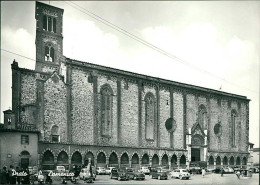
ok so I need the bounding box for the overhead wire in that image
[62,1,259,94]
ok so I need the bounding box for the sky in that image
[1,1,259,147]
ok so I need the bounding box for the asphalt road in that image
[44,173,259,185]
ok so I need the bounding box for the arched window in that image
[42,150,55,170]
[43,15,47,30]
[223,156,228,165]
[198,104,207,129]
[145,92,155,140]
[109,152,118,165]
[48,17,52,32]
[51,125,59,142]
[71,152,82,166]
[45,45,54,62]
[53,18,56,33]
[100,84,113,137]
[43,15,56,33]
[231,110,237,147]
[161,154,168,167]
[97,152,106,164]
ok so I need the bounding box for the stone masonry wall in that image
[20,73,37,105]
[159,89,170,148]
[43,74,67,142]
[121,80,139,147]
[71,68,94,144]
[209,98,219,151]
[173,92,184,149]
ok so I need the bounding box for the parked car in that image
[170,169,190,180]
[132,170,145,180]
[139,166,150,175]
[105,167,115,175]
[96,167,106,175]
[150,168,168,180]
[233,166,241,172]
[223,167,234,173]
[79,168,96,181]
[110,168,129,181]
[55,165,66,173]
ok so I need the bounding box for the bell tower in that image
[35,1,64,73]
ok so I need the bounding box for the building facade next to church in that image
[1,2,250,170]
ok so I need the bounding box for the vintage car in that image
[170,169,190,180]
[55,165,66,173]
[110,168,129,181]
[105,167,116,175]
[139,166,150,175]
[123,168,145,180]
[79,168,96,181]
[96,167,106,175]
[223,167,234,173]
[150,168,168,180]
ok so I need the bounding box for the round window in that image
[214,123,222,136]
[165,118,177,132]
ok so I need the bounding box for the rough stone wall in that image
[121,80,139,147]
[209,98,219,151]
[43,74,67,142]
[186,94,197,129]
[97,74,118,145]
[141,85,157,147]
[219,100,229,151]
[71,69,94,144]
[20,73,37,105]
[159,89,170,148]
[173,92,184,149]
[240,103,248,151]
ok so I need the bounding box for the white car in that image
[139,167,150,175]
[79,168,96,180]
[96,167,106,175]
[55,166,66,173]
[170,169,190,180]
[223,167,234,173]
[105,167,115,175]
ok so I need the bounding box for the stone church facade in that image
[7,2,250,170]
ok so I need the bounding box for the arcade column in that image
[203,130,208,161]
[186,128,192,163]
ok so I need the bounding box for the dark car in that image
[110,168,129,181]
[125,168,145,180]
[150,168,168,180]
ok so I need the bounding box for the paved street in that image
[46,173,259,185]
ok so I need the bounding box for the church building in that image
[1,2,250,171]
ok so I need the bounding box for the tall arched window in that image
[45,45,54,62]
[100,84,113,137]
[145,92,155,140]
[48,17,52,32]
[231,110,237,147]
[53,18,56,33]
[43,15,47,30]
[198,104,207,129]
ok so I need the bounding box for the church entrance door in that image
[191,148,200,162]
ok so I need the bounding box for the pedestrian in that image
[236,170,241,179]
[16,167,21,185]
[220,168,224,177]
[9,165,16,184]
[202,168,206,177]
[0,166,8,184]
